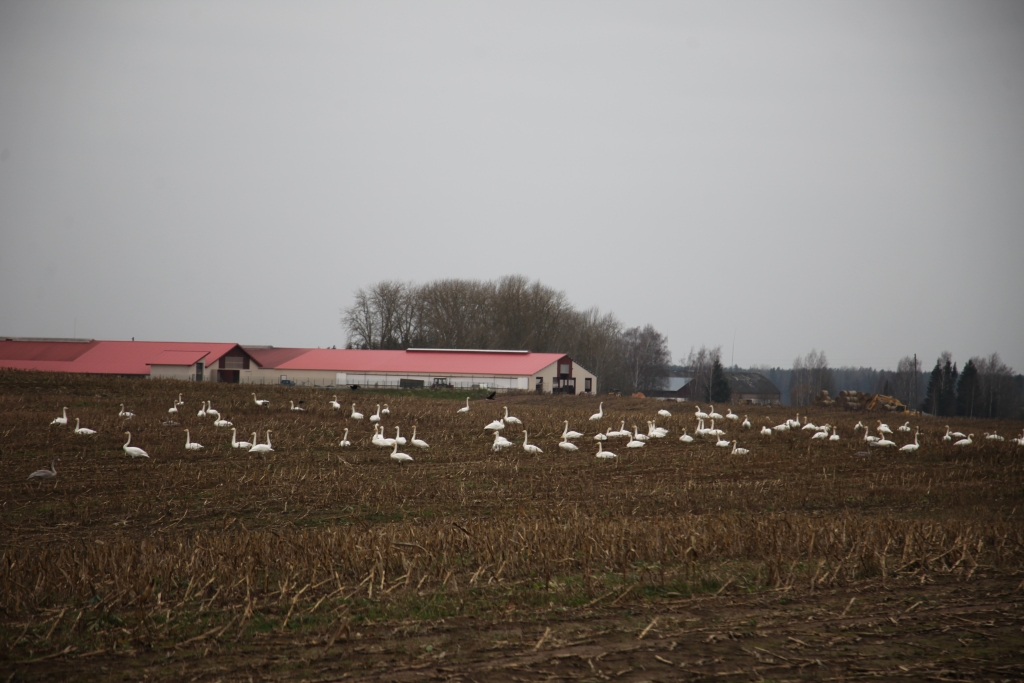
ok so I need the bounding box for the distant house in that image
[661,372,781,405]
[644,377,692,399]
[723,372,781,405]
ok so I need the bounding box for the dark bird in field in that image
[485,392,497,400]
[350,385,360,391]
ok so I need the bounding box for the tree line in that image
[340,276,672,393]
[739,350,1020,419]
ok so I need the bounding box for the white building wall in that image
[150,364,197,381]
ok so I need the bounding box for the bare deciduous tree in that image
[682,345,722,403]
[790,349,833,406]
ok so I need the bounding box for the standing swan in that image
[338,428,352,447]
[50,407,69,426]
[184,429,204,451]
[370,404,381,422]
[231,428,252,449]
[457,398,470,414]
[730,441,750,455]
[562,421,584,440]
[329,396,342,410]
[253,393,270,407]
[290,401,305,412]
[249,431,274,454]
[390,441,413,464]
[119,404,135,419]
[899,429,920,453]
[29,458,59,480]
[350,404,364,420]
[521,430,543,454]
[410,426,429,449]
[503,406,522,425]
[122,432,150,458]
[589,402,604,421]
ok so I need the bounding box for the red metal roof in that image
[242,347,311,369]
[273,349,567,375]
[0,340,243,375]
[148,350,211,366]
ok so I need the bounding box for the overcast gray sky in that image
[1,0,1022,372]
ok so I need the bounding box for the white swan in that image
[715,434,731,448]
[741,415,751,429]
[377,426,396,449]
[594,428,610,442]
[50,407,68,426]
[197,402,207,418]
[694,406,709,420]
[679,428,694,443]
[876,420,892,436]
[708,406,723,421]
[249,430,274,454]
[898,421,911,433]
[213,414,233,428]
[658,408,672,418]
[253,393,270,407]
[761,425,773,437]
[631,426,649,442]
[521,430,543,454]
[648,421,668,438]
[899,429,920,453]
[503,406,522,425]
[953,434,974,447]
[231,428,252,449]
[829,427,840,442]
[811,426,829,441]
[725,409,739,421]
[492,431,512,452]
[350,404,364,420]
[730,441,750,455]
[184,429,204,451]
[338,428,351,447]
[485,417,505,431]
[611,420,629,438]
[289,400,305,412]
[596,442,617,459]
[119,404,135,419]
[410,427,429,449]
[626,431,646,448]
[168,401,179,414]
[122,432,150,458]
[370,404,381,422]
[457,398,470,414]
[393,426,407,446]
[390,441,413,464]
[205,401,220,419]
[74,418,97,435]
[562,421,584,440]
[589,402,604,421]
[984,432,1005,442]
[329,396,342,410]
[871,435,896,448]
[773,422,789,433]
[558,435,579,452]
[381,404,391,416]
[28,458,58,480]
[863,429,879,443]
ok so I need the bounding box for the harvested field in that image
[2,369,1023,681]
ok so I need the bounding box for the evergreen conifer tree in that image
[940,360,958,417]
[956,359,978,417]
[710,358,731,403]
[921,361,942,414]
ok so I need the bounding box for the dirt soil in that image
[10,574,1023,682]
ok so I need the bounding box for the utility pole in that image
[913,353,918,410]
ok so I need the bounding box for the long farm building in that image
[0,338,597,395]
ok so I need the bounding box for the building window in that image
[535,376,543,392]
[196,361,203,382]
[585,377,592,392]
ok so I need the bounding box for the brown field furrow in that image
[1,369,1022,681]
